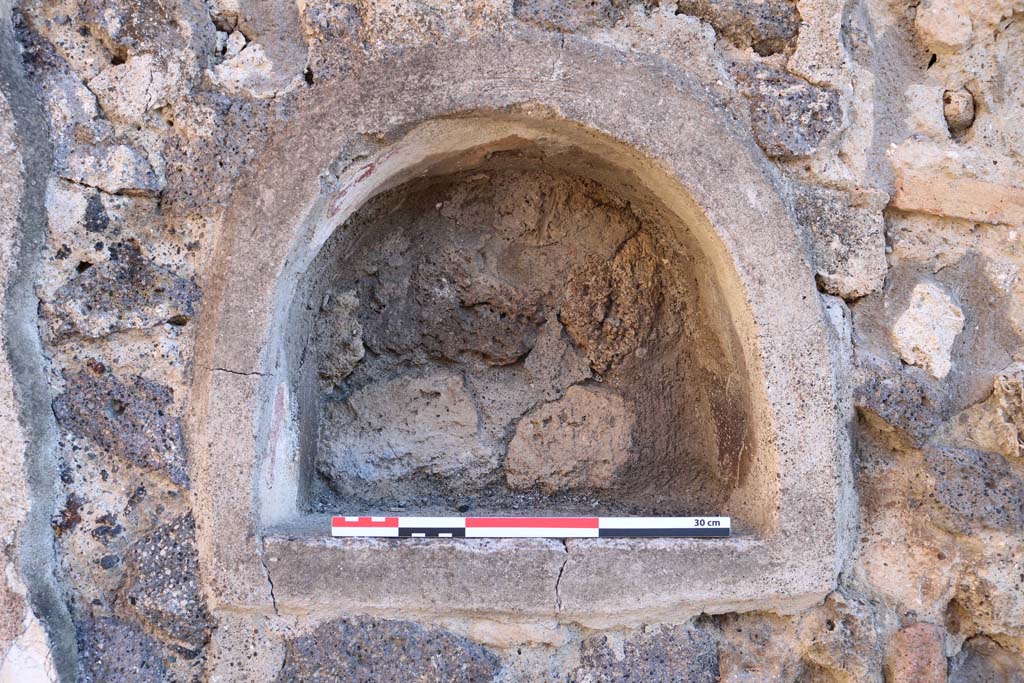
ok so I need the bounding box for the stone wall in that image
[0,0,1022,681]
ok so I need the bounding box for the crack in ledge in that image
[554,539,569,612]
[259,536,280,616]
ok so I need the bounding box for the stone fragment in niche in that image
[315,290,364,381]
[943,88,975,135]
[362,247,542,367]
[505,384,636,493]
[891,282,964,380]
[317,372,495,498]
[560,232,661,374]
[523,318,592,402]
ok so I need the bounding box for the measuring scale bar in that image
[331,516,730,538]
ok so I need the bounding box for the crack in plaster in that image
[206,366,267,377]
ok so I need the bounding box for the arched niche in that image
[187,34,849,625]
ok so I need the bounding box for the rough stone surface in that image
[570,625,718,683]
[916,0,974,54]
[87,54,182,125]
[950,636,1024,683]
[891,282,965,380]
[892,165,1024,226]
[853,357,946,448]
[512,0,630,33]
[276,617,499,683]
[59,142,164,196]
[731,62,842,158]
[797,593,882,683]
[884,623,947,683]
[119,514,213,651]
[314,289,364,381]
[791,180,887,300]
[560,232,662,374]
[77,616,167,683]
[716,613,802,682]
[41,240,198,342]
[317,371,493,500]
[924,445,1024,534]
[52,368,188,487]
[675,0,800,55]
[505,384,636,493]
[941,362,1024,459]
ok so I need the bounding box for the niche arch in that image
[188,34,849,625]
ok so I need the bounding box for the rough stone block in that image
[570,625,719,683]
[924,445,1024,534]
[731,62,841,158]
[797,593,881,682]
[77,616,167,683]
[853,358,945,447]
[885,623,946,683]
[892,168,1024,226]
[60,142,164,195]
[513,0,629,33]
[87,54,181,124]
[717,612,802,683]
[276,616,499,683]
[676,0,799,55]
[41,240,198,341]
[505,384,636,493]
[790,181,887,300]
[950,637,1024,683]
[119,513,213,651]
[915,0,973,53]
[941,362,1024,460]
[891,282,964,380]
[52,367,189,487]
